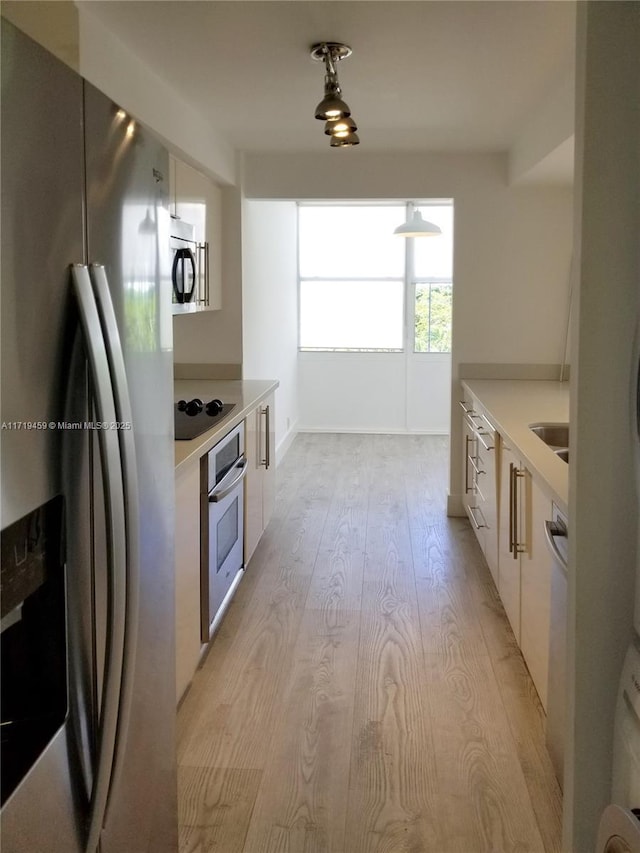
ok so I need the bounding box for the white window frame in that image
[297,200,453,354]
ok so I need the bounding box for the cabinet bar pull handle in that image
[468,505,487,530]
[260,405,270,469]
[513,467,526,558]
[465,435,473,493]
[469,456,484,477]
[512,463,519,559]
[459,400,473,414]
[509,462,515,554]
[475,429,495,452]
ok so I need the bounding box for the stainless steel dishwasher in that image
[545,503,569,788]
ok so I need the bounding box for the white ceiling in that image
[85,1,575,167]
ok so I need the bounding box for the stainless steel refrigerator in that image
[1,21,178,853]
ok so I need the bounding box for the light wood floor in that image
[177,433,562,853]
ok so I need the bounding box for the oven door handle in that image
[208,457,248,502]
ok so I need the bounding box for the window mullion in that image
[405,202,414,354]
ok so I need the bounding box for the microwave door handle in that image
[88,264,140,820]
[171,247,196,303]
[184,248,196,302]
[172,249,188,303]
[70,265,126,853]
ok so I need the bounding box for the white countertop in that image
[174,379,279,472]
[462,379,570,514]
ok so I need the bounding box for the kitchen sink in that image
[554,448,569,463]
[529,423,569,451]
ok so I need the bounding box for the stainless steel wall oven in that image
[200,422,247,642]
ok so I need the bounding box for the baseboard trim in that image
[276,421,299,464]
[447,493,466,517]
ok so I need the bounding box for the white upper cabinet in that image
[169,154,222,313]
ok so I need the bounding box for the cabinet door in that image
[169,154,178,218]
[203,178,222,310]
[174,158,206,242]
[520,480,553,709]
[244,405,263,565]
[243,394,276,566]
[261,393,276,529]
[172,156,222,311]
[463,416,487,551]
[498,441,527,642]
[477,434,498,587]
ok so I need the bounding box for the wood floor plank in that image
[179,767,262,853]
[305,468,368,612]
[242,609,360,853]
[343,488,441,852]
[424,647,546,852]
[411,521,489,657]
[345,597,441,852]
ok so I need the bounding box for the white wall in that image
[241,201,299,458]
[244,151,574,502]
[509,67,575,185]
[299,353,451,434]
[565,4,640,851]
[76,3,235,186]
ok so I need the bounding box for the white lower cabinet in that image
[174,460,201,704]
[520,481,553,710]
[498,440,527,643]
[461,398,498,585]
[244,393,276,565]
[462,412,486,550]
[497,437,552,710]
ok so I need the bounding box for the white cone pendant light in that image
[393,210,442,237]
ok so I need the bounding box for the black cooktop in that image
[174,402,236,441]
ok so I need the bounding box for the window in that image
[298,202,453,353]
[299,205,405,351]
[412,204,454,352]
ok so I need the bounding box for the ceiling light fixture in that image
[330,131,360,148]
[324,116,358,137]
[311,42,360,148]
[394,209,442,237]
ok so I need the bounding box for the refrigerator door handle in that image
[70,265,127,853]
[88,264,140,817]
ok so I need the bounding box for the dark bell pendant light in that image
[315,84,351,122]
[324,116,357,136]
[311,42,360,147]
[330,131,360,148]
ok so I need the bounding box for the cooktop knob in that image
[206,398,223,416]
[177,399,187,411]
[184,398,203,417]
